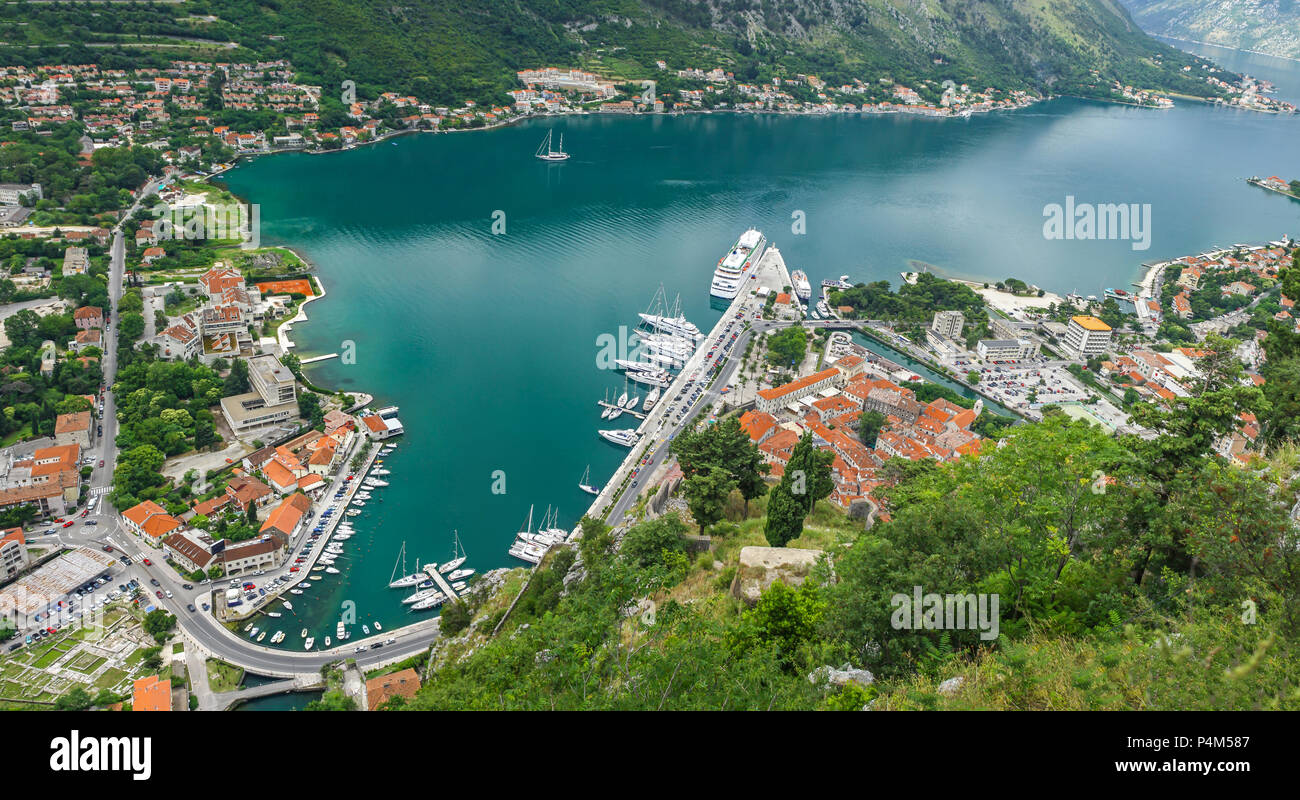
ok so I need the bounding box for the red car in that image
[46,627,55,635]
[102,545,113,552]
[154,590,163,598]
[80,509,88,517]
[142,558,152,566]
[62,521,74,528]
[289,566,300,572]
[98,459,104,468]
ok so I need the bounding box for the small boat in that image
[299,582,312,589]
[373,621,382,631]
[579,464,600,495]
[256,631,266,642]
[243,623,253,632]
[346,509,362,517]
[266,611,281,618]
[452,581,468,592]
[598,429,639,447]
[448,568,474,581]
[300,628,308,638]
[324,636,331,647]
[304,637,315,650]
[326,567,340,574]
[290,589,303,595]
[371,468,390,476]
[281,601,293,611]
[271,631,284,644]
[362,624,370,634]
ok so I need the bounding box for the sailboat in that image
[535,129,570,162]
[600,388,614,419]
[616,379,629,410]
[438,530,468,574]
[579,465,600,496]
[388,541,425,588]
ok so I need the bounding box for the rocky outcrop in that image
[729,545,823,606]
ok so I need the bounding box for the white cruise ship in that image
[710,229,766,300]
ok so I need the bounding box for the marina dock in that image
[596,400,646,420]
[422,564,459,602]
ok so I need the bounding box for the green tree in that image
[682,465,735,533]
[857,410,886,447]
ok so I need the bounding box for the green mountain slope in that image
[0,0,1227,105]
[1120,0,1300,59]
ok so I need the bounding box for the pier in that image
[596,400,646,420]
[421,563,459,602]
[580,243,793,528]
[300,353,339,363]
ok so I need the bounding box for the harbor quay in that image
[579,243,794,530]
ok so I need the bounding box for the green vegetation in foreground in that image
[397,272,1300,707]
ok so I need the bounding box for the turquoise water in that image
[217,62,1300,639]
[233,690,323,711]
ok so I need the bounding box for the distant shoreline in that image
[1155,34,1300,65]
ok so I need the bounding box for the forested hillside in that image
[0,0,1227,106]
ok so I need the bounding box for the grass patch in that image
[206,658,244,693]
[95,667,129,690]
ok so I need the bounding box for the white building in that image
[1064,315,1113,357]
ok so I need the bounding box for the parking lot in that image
[973,360,1091,409]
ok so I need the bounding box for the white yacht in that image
[437,530,467,574]
[598,429,639,447]
[304,637,315,650]
[638,312,702,341]
[411,592,448,611]
[626,370,670,389]
[388,542,426,588]
[535,129,569,162]
[790,269,812,300]
[403,587,442,605]
[578,465,600,495]
[641,387,661,412]
[710,229,766,299]
[448,568,474,581]
[509,541,545,564]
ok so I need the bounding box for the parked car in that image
[101,545,113,552]
[154,591,162,598]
